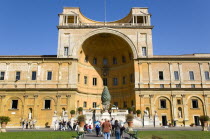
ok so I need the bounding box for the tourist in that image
[29,120,33,129]
[32,119,37,129]
[67,120,73,130]
[88,119,92,133]
[114,120,121,139]
[102,119,112,139]
[100,119,104,136]
[25,121,29,129]
[111,118,115,136]
[21,120,25,130]
[54,120,58,130]
[120,122,125,138]
[95,120,101,137]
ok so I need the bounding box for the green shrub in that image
[70,110,76,114]
[77,107,83,112]
[126,114,134,122]
[199,115,210,122]
[136,110,141,114]
[77,115,86,122]
[0,116,11,124]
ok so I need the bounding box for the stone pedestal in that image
[143,116,150,126]
[154,116,160,127]
[51,116,58,128]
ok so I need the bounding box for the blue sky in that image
[0,0,209,55]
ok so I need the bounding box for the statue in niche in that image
[28,112,32,120]
[144,109,149,116]
[178,110,182,118]
[54,111,57,116]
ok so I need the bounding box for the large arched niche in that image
[77,32,135,109]
[72,28,138,59]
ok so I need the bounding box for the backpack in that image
[96,124,100,129]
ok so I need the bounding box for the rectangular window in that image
[16,71,21,81]
[93,58,97,65]
[103,78,107,86]
[31,71,37,80]
[84,76,88,85]
[122,76,126,85]
[192,99,198,108]
[114,102,118,107]
[160,99,166,108]
[47,71,52,80]
[177,99,181,105]
[113,57,117,64]
[93,102,97,108]
[122,56,126,63]
[159,71,164,80]
[83,101,87,108]
[93,78,97,86]
[64,47,69,56]
[174,71,179,80]
[44,100,51,109]
[78,74,80,83]
[123,101,127,108]
[176,84,181,88]
[12,100,18,109]
[103,58,108,65]
[0,71,5,80]
[131,100,134,106]
[142,47,147,56]
[160,84,164,88]
[191,84,195,88]
[189,71,194,80]
[113,78,118,86]
[205,71,210,80]
[130,74,133,83]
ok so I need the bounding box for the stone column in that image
[139,95,144,117]
[132,15,134,25]
[143,16,145,25]
[203,94,208,116]
[37,62,41,82]
[149,94,154,117]
[148,63,152,88]
[134,61,140,88]
[66,95,71,117]
[198,63,204,88]
[58,62,62,83]
[178,63,183,87]
[0,95,6,115]
[56,95,61,115]
[169,63,173,88]
[68,62,78,88]
[23,95,28,119]
[181,94,189,126]
[148,15,151,25]
[171,95,177,120]
[5,63,10,81]
[26,63,32,86]
[33,95,39,120]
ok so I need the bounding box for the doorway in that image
[162,116,167,126]
[194,116,200,126]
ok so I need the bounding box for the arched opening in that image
[78,33,135,109]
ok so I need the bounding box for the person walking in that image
[95,120,101,137]
[114,120,121,139]
[102,119,112,139]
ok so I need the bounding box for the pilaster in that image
[171,94,177,120]
[33,95,39,120]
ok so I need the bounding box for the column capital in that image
[168,62,172,65]
[203,94,208,98]
[58,62,62,65]
[23,95,28,98]
[56,95,61,98]
[147,62,151,65]
[198,62,203,65]
[34,95,38,98]
[139,95,144,98]
[138,62,142,65]
[0,95,6,98]
[171,94,176,98]
[6,62,10,65]
[66,95,71,98]
[178,62,182,65]
[37,62,42,65]
[149,94,154,98]
[28,62,32,65]
[181,94,186,98]
[68,62,72,65]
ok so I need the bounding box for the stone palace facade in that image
[0,7,210,127]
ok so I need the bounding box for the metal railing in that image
[61,23,150,27]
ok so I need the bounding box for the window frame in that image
[93,77,97,86]
[93,102,97,108]
[159,71,164,80]
[84,76,88,85]
[47,71,52,80]
[142,47,147,56]
[189,71,195,80]
[174,71,179,80]
[64,47,69,56]
[113,78,118,86]
[44,100,51,109]
[192,99,198,108]
[15,71,21,81]
[205,71,210,80]
[160,99,167,109]
[31,71,37,80]
[11,100,18,109]
[0,71,5,80]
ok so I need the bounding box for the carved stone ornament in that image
[101,86,111,111]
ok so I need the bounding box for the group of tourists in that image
[21,119,37,129]
[53,120,80,131]
[93,118,125,139]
